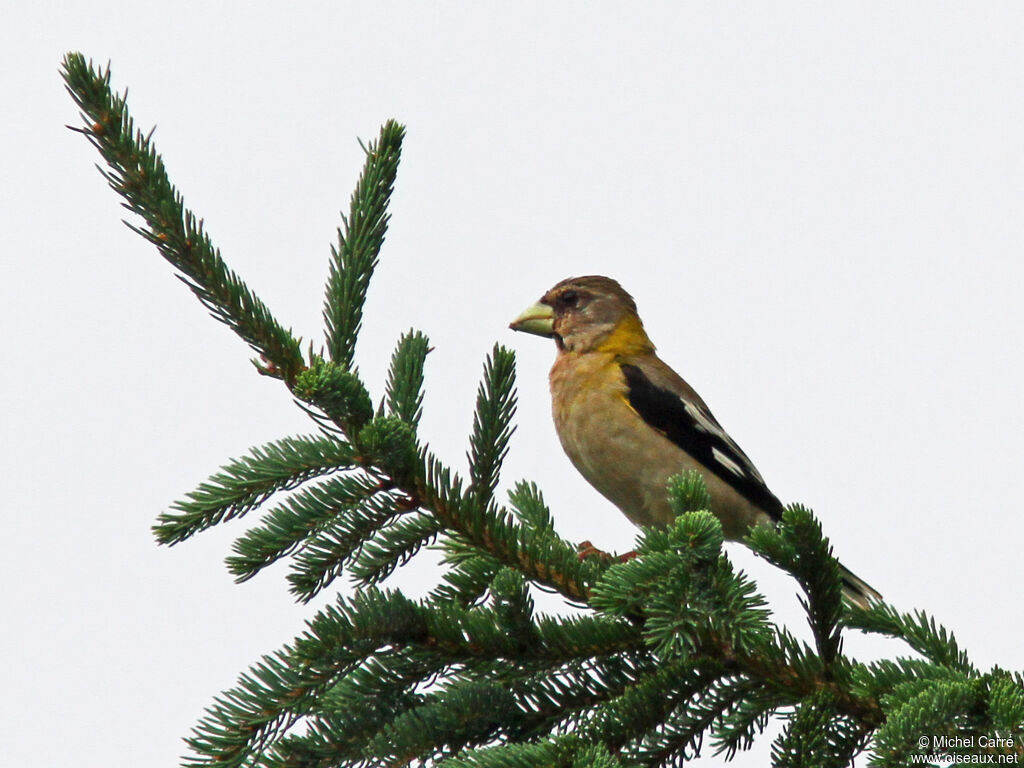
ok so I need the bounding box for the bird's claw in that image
[576,541,638,563]
[575,540,609,561]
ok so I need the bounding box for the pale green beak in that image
[509,301,555,338]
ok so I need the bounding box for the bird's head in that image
[509,275,654,354]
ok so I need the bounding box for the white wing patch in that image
[619,362,777,509]
[712,446,747,479]
[682,401,717,434]
[685,399,767,485]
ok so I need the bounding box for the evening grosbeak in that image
[510,275,879,608]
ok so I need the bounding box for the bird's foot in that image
[576,541,638,563]
[575,540,608,561]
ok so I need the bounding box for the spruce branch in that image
[276,652,445,766]
[842,602,974,673]
[286,491,412,601]
[292,357,375,435]
[386,330,431,427]
[710,688,775,759]
[631,676,763,764]
[224,472,386,582]
[771,690,864,768]
[153,435,355,545]
[748,506,845,668]
[183,648,334,768]
[66,53,1024,768]
[508,481,555,532]
[467,344,518,505]
[347,512,445,588]
[61,53,304,383]
[417,452,602,603]
[323,120,404,368]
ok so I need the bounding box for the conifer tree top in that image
[58,51,1024,768]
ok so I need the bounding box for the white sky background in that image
[3,3,1024,765]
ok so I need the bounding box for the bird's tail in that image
[839,565,882,610]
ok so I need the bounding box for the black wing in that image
[620,363,784,521]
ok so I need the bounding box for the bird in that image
[509,275,880,608]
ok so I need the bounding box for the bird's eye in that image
[558,290,579,308]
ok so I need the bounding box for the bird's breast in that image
[549,353,681,527]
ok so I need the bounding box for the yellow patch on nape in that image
[596,314,655,355]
